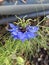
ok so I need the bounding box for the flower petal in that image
[7,24,18,32]
[11,34,18,40]
[11,31,18,35]
[13,36,18,40]
[26,31,37,39]
[27,26,39,32]
[9,23,16,28]
[17,32,27,41]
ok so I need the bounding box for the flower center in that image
[19,26,26,33]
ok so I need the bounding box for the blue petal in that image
[7,28,15,32]
[9,23,17,29]
[7,24,18,32]
[11,33,18,39]
[17,32,27,41]
[26,31,37,39]
[13,36,18,40]
[27,26,39,32]
[11,31,18,35]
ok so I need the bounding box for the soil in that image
[25,48,49,65]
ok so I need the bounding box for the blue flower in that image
[7,23,39,42]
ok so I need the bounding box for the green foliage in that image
[16,56,25,65]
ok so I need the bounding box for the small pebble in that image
[38,58,42,61]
